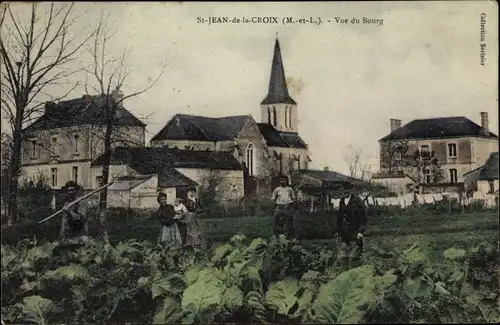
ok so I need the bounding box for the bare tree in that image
[407,149,444,185]
[344,147,373,181]
[1,132,12,217]
[378,139,410,174]
[0,3,93,223]
[83,13,168,241]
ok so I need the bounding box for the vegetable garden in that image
[2,232,499,324]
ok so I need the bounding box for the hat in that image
[65,181,79,190]
[187,186,197,193]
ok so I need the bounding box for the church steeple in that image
[261,36,296,105]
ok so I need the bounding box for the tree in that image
[407,149,444,185]
[1,133,12,217]
[344,147,373,181]
[198,169,230,206]
[83,12,168,241]
[379,139,410,174]
[0,3,92,223]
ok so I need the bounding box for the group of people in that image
[271,175,367,253]
[58,177,368,253]
[156,186,205,248]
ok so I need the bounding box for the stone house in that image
[90,147,244,205]
[377,112,498,185]
[463,151,499,197]
[370,172,416,195]
[20,90,146,189]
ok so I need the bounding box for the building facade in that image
[377,112,498,185]
[20,91,146,189]
[150,37,311,183]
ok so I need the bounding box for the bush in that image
[18,174,53,223]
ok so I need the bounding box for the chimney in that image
[480,112,489,134]
[324,166,329,172]
[390,119,402,133]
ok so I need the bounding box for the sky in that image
[2,1,498,176]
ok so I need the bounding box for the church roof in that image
[150,113,250,142]
[379,117,498,141]
[22,94,146,134]
[257,123,308,149]
[260,37,296,105]
[91,146,243,171]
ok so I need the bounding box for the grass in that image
[2,210,497,249]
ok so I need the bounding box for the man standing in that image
[337,190,367,254]
[60,181,89,244]
[271,176,296,238]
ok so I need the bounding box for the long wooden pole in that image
[38,182,113,224]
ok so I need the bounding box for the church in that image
[149,36,312,182]
[20,36,314,204]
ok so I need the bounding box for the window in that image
[72,166,78,183]
[420,145,430,153]
[448,143,457,158]
[288,106,292,128]
[449,168,458,183]
[297,154,301,170]
[73,134,79,154]
[246,143,254,176]
[51,168,58,187]
[96,176,104,187]
[272,107,277,126]
[425,169,431,184]
[51,137,58,156]
[267,108,271,124]
[30,140,37,159]
[489,180,495,194]
[284,107,288,128]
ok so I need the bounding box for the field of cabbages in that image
[1,234,499,324]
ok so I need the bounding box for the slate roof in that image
[109,175,155,191]
[467,152,500,181]
[379,117,498,141]
[257,123,308,149]
[91,147,243,171]
[294,169,358,183]
[261,38,296,105]
[22,95,146,133]
[158,169,198,187]
[150,114,250,142]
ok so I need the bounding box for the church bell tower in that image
[260,36,298,133]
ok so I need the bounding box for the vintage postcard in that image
[1,1,498,324]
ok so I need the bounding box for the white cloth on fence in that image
[416,194,425,204]
[389,197,398,206]
[331,198,340,209]
[397,196,406,208]
[433,194,443,202]
[403,193,414,206]
[367,196,375,206]
[423,194,435,204]
[375,197,384,206]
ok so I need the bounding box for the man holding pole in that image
[60,181,89,244]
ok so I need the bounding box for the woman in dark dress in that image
[156,192,182,246]
[183,186,205,248]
